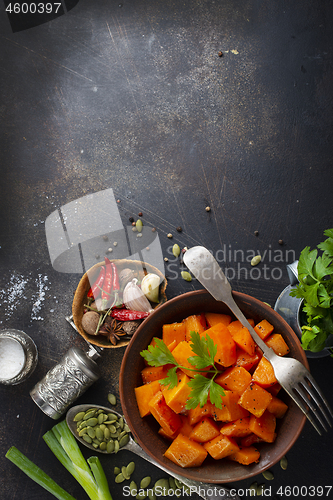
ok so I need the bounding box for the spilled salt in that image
[0,337,26,380]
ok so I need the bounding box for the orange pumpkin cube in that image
[205,312,232,327]
[254,319,274,340]
[188,402,213,426]
[267,396,288,418]
[215,366,251,395]
[238,382,273,418]
[141,364,173,384]
[161,370,192,413]
[228,446,260,465]
[232,327,256,356]
[220,417,251,438]
[148,391,182,435]
[164,433,208,467]
[252,357,277,388]
[201,324,236,367]
[234,348,261,371]
[183,314,206,341]
[189,417,221,443]
[203,434,239,460]
[265,333,290,356]
[249,411,277,443]
[162,322,186,348]
[134,380,161,417]
[211,391,249,422]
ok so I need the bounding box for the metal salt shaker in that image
[30,344,102,419]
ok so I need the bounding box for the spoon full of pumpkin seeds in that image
[66,404,240,500]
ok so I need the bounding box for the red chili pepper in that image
[111,309,149,321]
[111,262,120,292]
[101,257,113,305]
[87,266,105,299]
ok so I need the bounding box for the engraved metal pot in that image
[30,345,101,419]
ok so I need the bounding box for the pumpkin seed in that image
[114,440,119,453]
[256,483,265,496]
[181,271,192,282]
[82,434,92,444]
[136,219,143,233]
[92,443,99,449]
[108,424,117,434]
[174,479,183,489]
[107,413,117,422]
[108,393,117,406]
[73,411,85,422]
[140,476,151,489]
[251,254,261,266]
[114,466,120,475]
[136,491,147,499]
[106,441,115,453]
[83,410,96,420]
[87,427,96,439]
[124,423,131,433]
[129,480,138,496]
[280,455,288,470]
[99,441,107,451]
[172,244,181,258]
[97,413,105,424]
[248,482,257,497]
[148,491,157,500]
[262,470,274,481]
[115,472,125,483]
[104,427,110,441]
[154,478,169,492]
[95,427,104,441]
[99,423,106,432]
[86,417,98,427]
[118,417,124,429]
[78,428,88,437]
[119,433,129,448]
[126,461,135,477]
[122,465,130,480]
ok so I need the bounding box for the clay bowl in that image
[120,289,308,483]
[72,259,167,348]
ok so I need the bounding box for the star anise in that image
[98,316,125,345]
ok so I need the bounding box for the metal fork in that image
[184,246,333,436]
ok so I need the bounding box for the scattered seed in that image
[218,51,223,57]
[113,241,118,246]
[205,206,211,212]
[164,257,169,262]
[122,465,131,480]
[114,466,121,475]
[129,217,134,223]
[137,233,142,238]
[115,472,125,483]
[154,478,169,491]
[126,461,135,477]
[167,233,173,238]
[132,221,136,226]
[172,244,181,258]
[148,491,157,500]
[251,255,261,266]
[256,483,265,496]
[279,239,284,245]
[152,227,156,232]
[136,491,147,499]
[140,476,151,489]
[136,219,143,232]
[138,212,143,216]
[176,226,182,232]
[262,470,274,481]
[102,235,109,241]
[248,482,257,497]
[254,230,259,236]
[130,480,138,496]
[181,271,192,282]
[280,455,288,470]
[108,393,117,406]
[117,199,121,203]
[107,248,113,253]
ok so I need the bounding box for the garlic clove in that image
[141,273,160,303]
[123,279,153,313]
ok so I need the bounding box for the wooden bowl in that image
[72,259,167,348]
[119,289,308,483]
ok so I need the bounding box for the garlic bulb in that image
[123,279,153,313]
[141,273,160,303]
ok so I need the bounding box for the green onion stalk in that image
[6,420,113,500]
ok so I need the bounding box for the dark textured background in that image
[0,1,332,499]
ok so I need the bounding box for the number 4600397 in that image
[5,3,62,14]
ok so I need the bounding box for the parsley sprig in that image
[290,228,333,353]
[140,332,225,409]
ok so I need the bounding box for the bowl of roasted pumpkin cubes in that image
[119,289,308,483]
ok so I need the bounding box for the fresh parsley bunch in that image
[140,331,225,409]
[290,228,333,353]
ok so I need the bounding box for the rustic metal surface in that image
[0,0,332,498]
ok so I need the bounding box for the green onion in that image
[5,446,76,500]
[43,420,113,500]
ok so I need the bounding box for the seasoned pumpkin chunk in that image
[164,433,207,467]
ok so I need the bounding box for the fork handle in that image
[125,438,241,500]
